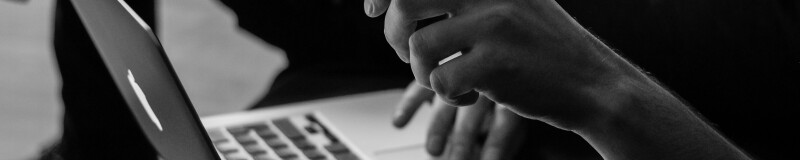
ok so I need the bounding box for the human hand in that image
[394,82,528,160]
[367,0,646,130]
[369,1,753,159]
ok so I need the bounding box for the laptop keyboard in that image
[207,114,361,160]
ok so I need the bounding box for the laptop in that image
[69,0,436,159]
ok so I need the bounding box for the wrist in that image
[577,71,649,133]
[570,39,654,132]
[576,74,676,159]
[575,69,751,160]
[559,34,750,160]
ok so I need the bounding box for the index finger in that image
[481,106,526,160]
[384,0,459,62]
[393,82,435,128]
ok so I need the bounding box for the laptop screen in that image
[71,0,219,159]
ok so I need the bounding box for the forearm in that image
[575,66,751,160]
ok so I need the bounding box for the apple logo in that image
[128,69,164,131]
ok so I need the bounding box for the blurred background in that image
[1,0,286,159]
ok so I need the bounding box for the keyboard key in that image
[252,154,275,160]
[304,123,322,134]
[333,152,360,160]
[218,148,238,155]
[243,145,267,155]
[264,139,288,148]
[304,126,318,134]
[255,129,278,139]
[324,143,349,154]
[273,118,305,139]
[305,114,319,123]
[212,138,229,145]
[244,123,270,131]
[234,135,258,146]
[274,148,298,159]
[292,139,316,150]
[241,141,258,146]
[223,154,248,160]
[322,131,340,143]
[234,135,256,141]
[303,149,326,160]
[227,127,250,136]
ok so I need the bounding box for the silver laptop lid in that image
[71,0,218,159]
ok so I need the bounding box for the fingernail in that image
[426,136,444,155]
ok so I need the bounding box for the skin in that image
[394,82,530,160]
[364,0,753,159]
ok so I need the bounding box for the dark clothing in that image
[50,0,797,159]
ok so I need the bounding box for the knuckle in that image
[447,132,475,147]
[429,112,454,133]
[449,135,469,146]
[484,137,506,148]
[384,28,404,47]
[430,71,449,96]
[454,124,480,137]
[408,31,428,58]
[428,129,447,137]
[428,127,450,137]
[481,4,523,32]
[428,126,447,135]
[393,0,419,17]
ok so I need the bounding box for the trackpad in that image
[374,145,435,160]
